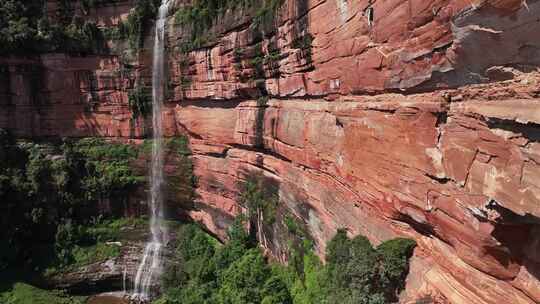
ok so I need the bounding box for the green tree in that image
[346,236,378,301]
[376,238,417,301]
[0,133,145,269]
[261,276,292,304]
[217,249,269,304]
[55,221,76,266]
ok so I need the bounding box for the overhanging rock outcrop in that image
[1,0,539,303]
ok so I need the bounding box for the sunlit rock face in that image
[177,82,540,304]
[2,0,540,303]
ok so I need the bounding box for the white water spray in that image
[123,265,127,293]
[132,0,169,300]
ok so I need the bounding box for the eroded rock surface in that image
[175,74,540,304]
[48,228,146,294]
[1,0,539,303]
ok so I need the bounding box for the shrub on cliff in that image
[62,18,106,53]
[325,231,379,303]
[124,0,161,49]
[128,86,152,119]
[173,0,284,53]
[104,0,161,50]
[0,0,41,53]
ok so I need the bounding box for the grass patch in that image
[71,243,121,267]
[83,217,148,243]
[0,282,86,304]
[75,138,139,160]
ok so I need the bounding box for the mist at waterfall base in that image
[132,0,169,301]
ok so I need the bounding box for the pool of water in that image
[86,292,130,304]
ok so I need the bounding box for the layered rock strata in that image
[1,0,539,303]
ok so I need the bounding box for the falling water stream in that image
[132,0,169,301]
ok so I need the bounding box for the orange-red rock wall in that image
[1,0,540,303]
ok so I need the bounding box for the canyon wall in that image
[1,0,540,303]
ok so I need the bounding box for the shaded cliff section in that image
[0,0,159,139]
[2,0,540,304]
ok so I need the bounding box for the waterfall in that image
[123,265,127,293]
[132,0,169,301]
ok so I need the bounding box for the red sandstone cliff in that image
[1,0,540,303]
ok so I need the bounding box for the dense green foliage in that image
[156,174,415,303]
[104,0,161,50]
[0,0,107,54]
[47,217,146,274]
[323,230,417,303]
[0,0,162,54]
[0,131,144,271]
[0,217,148,304]
[157,219,416,304]
[0,0,43,53]
[74,138,144,200]
[0,218,145,304]
[158,218,290,304]
[174,0,283,53]
[124,0,160,50]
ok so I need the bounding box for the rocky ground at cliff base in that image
[48,226,147,294]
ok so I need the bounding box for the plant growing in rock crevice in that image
[103,0,161,51]
[291,33,314,67]
[240,172,279,248]
[173,0,284,53]
[166,136,197,208]
[124,0,161,50]
[128,86,151,119]
[254,96,269,148]
[233,47,245,72]
[251,0,284,35]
